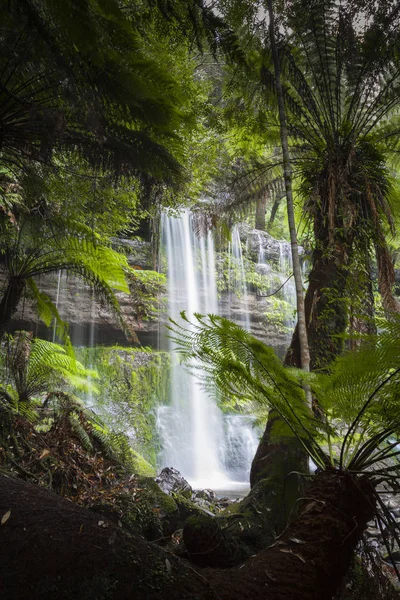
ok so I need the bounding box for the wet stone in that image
[155,467,193,499]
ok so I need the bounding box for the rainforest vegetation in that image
[1,1,400,599]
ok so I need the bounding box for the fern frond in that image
[26,278,72,349]
[169,312,327,467]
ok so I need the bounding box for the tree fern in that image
[169,312,327,467]
[0,216,131,337]
[170,312,400,475]
[0,333,98,411]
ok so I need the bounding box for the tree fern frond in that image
[169,312,327,467]
[26,278,72,349]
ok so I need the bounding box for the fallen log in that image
[0,470,375,600]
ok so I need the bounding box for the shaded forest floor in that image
[0,414,399,600]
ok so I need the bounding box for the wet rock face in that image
[6,225,301,351]
[7,238,161,347]
[238,223,299,266]
[156,468,193,499]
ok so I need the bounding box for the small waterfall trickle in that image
[157,211,258,490]
[52,270,63,342]
[229,225,251,331]
[278,242,297,328]
[257,234,265,264]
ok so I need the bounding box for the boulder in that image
[156,467,192,499]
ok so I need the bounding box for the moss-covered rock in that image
[89,476,179,542]
[182,477,279,568]
[173,493,214,522]
[132,451,156,477]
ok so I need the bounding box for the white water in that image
[278,242,297,328]
[157,211,259,490]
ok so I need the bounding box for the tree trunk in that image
[266,0,310,377]
[0,276,26,340]
[251,233,351,488]
[267,195,283,228]
[250,0,313,525]
[285,243,349,370]
[255,196,267,230]
[0,470,375,600]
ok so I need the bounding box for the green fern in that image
[170,312,400,477]
[0,333,98,411]
[169,312,327,467]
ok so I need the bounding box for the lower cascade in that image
[157,210,259,491]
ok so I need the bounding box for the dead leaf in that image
[79,524,84,534]
[294,553,306,563]
[108,531,117,546]
[1,510,11,525]
[165,558,171,574]
[289,537,305,544]
[279,548,306,563]
[39,449,50,460]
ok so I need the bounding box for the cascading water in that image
[157,211,259,491]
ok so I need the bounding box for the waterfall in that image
[257,234,265,264]
[157,211,258,491]
[52,270,63,342]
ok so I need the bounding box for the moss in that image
[173,493,211,521]
[132,450,156,477]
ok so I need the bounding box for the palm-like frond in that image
[0,216,130,335]
[170,312,400,476]
[1,332,98,408]
[0,0,187,183]
[169,312,327,467]
[26,278,71,348]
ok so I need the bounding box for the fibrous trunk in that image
[251,211,352,511]
[0,277,26,340]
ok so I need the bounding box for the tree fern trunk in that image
[251,213,351,491]
[255,196,267,230]
[250,0,312,525]
[0,277,26,340]
[0,277,25,339]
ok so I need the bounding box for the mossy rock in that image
[90,477,179,542]
[131,451,156,477]
[182,478,278,568]
[173,493,214,522]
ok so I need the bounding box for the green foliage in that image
[169,312,325,465]
[0,332,98,416]
[0,0,189,183]
[126,269,166,322]
[0,212,131,336]
[170,312,400,479]
[77,346,170,466]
